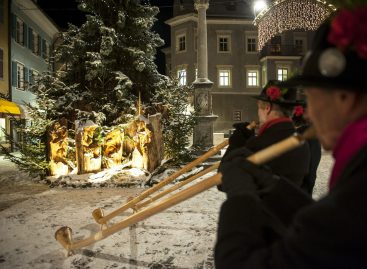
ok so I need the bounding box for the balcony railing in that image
[259,44,305,58]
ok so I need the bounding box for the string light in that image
[254,0,336,51]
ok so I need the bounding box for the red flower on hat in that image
[355,8,367,59]
[293,105,304,117]
[328,9,356,50]
[266,86,282,101]
[328,7,367,59]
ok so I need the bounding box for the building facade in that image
[10,0,58,107]
[0,0,13,147]
[0,0,58,150]
[164,0,314,132]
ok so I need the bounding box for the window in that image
[295,38,305,54]
[270,35,281,54]
[247,70,259,87]
[41,39,47,59]
[195,68,198,80]
[176,34,186,52]
[218,36,230,52]
[277,68,288,81]
[233,110,242,121]
[0,118,6,142]
[218,69,231,87]
[246,37,257,53]
[177,68,187,85]
[16,62,25,90]
[16,18,24,45]
[33,32,39,55]
[0,0,4,23]
[29,70,39,86]
[0,48,3,80]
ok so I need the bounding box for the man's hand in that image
[218,147,279,198]
[228,122,256,148]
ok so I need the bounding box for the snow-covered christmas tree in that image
[1,0,196,178]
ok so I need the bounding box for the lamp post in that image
[253,0,268,17]
[192,0,218,150]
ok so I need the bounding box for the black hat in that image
[280,7,367,92]
[253,80,299,107]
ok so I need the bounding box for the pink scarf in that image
[329,116,367,189]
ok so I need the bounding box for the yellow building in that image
[0,0,9,97]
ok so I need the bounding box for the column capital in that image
[194,0,209,11]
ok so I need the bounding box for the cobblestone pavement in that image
[0,152,333,268]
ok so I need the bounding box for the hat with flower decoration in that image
[280,3,367,91]
[253,80,300,107]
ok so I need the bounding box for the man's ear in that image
[265,103,272,114]
[335,90,357,116]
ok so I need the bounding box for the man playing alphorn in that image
[215,5,367,268]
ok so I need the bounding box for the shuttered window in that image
[0,48,3,80]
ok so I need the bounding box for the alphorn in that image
[55,127,315,255]
[92,121,258,225]
[92,139,228,225]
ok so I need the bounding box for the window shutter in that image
[24,67,29,89]
[24,67,28,82]
[11,61,17,87]
[29,70,33,85]
[0,49,3,79]
[23,23,28,47]
[42,39,46,59]
[11,13,16,39]
[38,35,42,55]
[28,28,33,51]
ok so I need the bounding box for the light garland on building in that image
[254,0,336,51]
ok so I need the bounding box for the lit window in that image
[218,36,230,52]
[16,18,24,45]
[247,37,257,53]
[176,34,186,52]
[195,68,198,80]
[177,69,187,85]
[277,68,288,81]
[16,63,25,90]
[0,118,6,142]
[218,69,231,87]
[247,70,259,87]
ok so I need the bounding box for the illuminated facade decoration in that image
[254,0,336,51]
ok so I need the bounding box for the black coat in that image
[297,125,322,194]
[215,144,367,269]
[225,121,310,187]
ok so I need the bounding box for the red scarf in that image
[329,116,367,189]
[257,117,293,136]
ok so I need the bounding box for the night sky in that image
[37,0,173,74]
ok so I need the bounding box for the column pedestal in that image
[192,81,218,150]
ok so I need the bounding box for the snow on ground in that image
[0,152,333,268]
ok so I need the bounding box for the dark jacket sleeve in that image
[215,164,367,269]
[224,122,255,157]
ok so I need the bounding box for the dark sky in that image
[37,0,173,74]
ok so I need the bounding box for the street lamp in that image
[253,0,267,16]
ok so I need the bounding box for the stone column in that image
[193,0,217,149]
